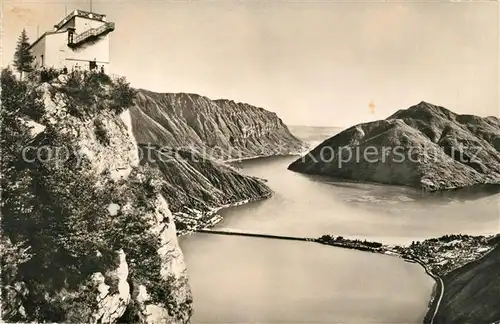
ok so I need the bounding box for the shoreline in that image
[176,150,494,323]
[314,237,451,324]
[410,257,443,324]
[224,152,303,163]
[176,152,278,236]
[176,191,272,237]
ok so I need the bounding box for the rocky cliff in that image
[2,68,289,323]
[431,239,500,323]
[1,70,192,323]
[288,101,500,191]
[129,90,304,160]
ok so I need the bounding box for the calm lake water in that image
[180,127,500,323]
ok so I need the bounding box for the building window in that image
[89,60,97,70]
[41,55,44,66]
[68,30,74,44]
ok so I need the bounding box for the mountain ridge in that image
[288,102,500,191]
[130,89,305,161]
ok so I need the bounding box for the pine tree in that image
[13,29,35,80]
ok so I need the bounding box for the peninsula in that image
[288,102,500,191]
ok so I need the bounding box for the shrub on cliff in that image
[1,129,121,321]
[2,66,186,322]
[0,235,32,320]
[57,71,136,118]
[1,68,45,121]
[59,71,108,118]
[1,68,117,321]
[108,76,137,114]
[93,117,110,145]
[26,67,62,83]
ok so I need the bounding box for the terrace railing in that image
[69,22,115,47]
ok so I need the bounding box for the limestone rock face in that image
[40,84,140,180]
[288,102,500,191]
[126,194,192,324]
[130,90,304,160]
[91,250,130,323]
[6,81,193,323]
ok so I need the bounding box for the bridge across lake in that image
[195,229,317,242]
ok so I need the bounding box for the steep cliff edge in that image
[1,70,192,323]
[130,90,304,160]
[431,240,500,324]
[288,102,500,191]
[127,89,300,228]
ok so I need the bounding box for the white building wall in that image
[30,36,46,68]
[30,13,112,73]
[41,29,110,73]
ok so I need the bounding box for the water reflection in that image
[309,174,500,205]
[219,156,500,245]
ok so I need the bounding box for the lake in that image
[180,127,500,323]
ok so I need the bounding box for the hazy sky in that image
[3,0,499,127]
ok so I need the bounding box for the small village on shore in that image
[391,234,498,276]
[181,212,499,279]
[175,192,273,236]
[317,233,498,277]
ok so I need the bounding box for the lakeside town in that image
[175,208,224,235]
[316,235,384,252]
[317,233,498,277]
[391,234,498,276]
[174,193,273,235]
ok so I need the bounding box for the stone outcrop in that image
[1,76,192,323]
[130,90,304,160]
[288,102,500,191]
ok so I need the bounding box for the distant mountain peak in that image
[388,101,456,122]
[417,100,433,106]
[289,102,500,191]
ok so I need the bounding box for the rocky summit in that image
[288,101,500,191]
[129,90,304,160]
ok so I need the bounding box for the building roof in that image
[54,10,107,30]
[29,10,109,50]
